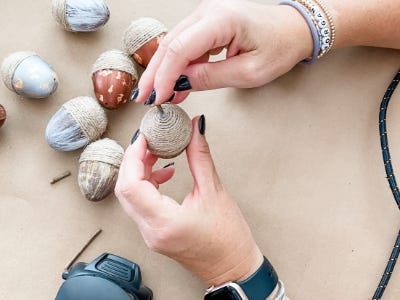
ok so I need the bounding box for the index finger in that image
[152,17,235,104]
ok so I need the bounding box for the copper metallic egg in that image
[133,34,165,67]
[92,70,136,110]
[0,104,6,128]
[91,49,138,110]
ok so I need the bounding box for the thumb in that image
[186,115,221,192]
[184,53,261,90]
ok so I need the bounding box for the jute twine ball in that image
[0,104,6,129]
[78,138,124,201]
[140,104,192,159]
[46,96,108,151]
[123,17,168,56]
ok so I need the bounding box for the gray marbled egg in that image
[1,52,58,99]
[52,0,110,32]
[46,96,108,151]
[78,138,124,201]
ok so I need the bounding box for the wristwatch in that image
[204,257,278,300]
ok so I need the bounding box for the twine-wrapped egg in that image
[52,0,110,32]
[92,49,138,110]
[140,104,192,159]
[1,51,58,99]
[0,104,6,128]
[78,138,124,201]
[123,17,168,67]
[46,96,107,151]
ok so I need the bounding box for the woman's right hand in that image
[134,0,313,104]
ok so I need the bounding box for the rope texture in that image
[52,0,69,30]
[79,138,124,166]
[123,17,168,55]
[63,96,107,142]
[92,49,138,78]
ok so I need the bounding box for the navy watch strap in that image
[236,257,278,300]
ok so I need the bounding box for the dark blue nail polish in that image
[144,89,156,106]
[198,115,206,135]
[131,129,140,144]
[174,75,192,91]
[163,162,175,168]
[130,88,139,102]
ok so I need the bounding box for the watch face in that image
[204,286,242,300]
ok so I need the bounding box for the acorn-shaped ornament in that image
[78,138,124,201]
[1,51,58,99]
[140,104,192,159]
[123,18,168,67]
[52,0,110,32]
[92,50,138,110]
[0,104,6,128]
[46,96,107,151]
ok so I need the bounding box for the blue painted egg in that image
[1,51,58,99]
[52,0,110,32]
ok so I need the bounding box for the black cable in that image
[373,70,400,299]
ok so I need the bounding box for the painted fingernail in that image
[144,89,156,105]
[131,129,140,144]
[198,115,206,135]
[163,162,175,168]
[167,93,175,102]
[174,75,192,91]
[130,88,139,102]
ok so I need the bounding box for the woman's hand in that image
[134,0,313,104]
[115,116,264,286]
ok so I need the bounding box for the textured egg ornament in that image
[46,96,107,151]
[1,51,58,99]
[52,0,110,32]
[0,104,6,128]
[92,49,138,109]
[78,138,124,201]
[140,104,192,159]
[123,18,168,67]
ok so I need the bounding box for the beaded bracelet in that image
[279,0,335,63]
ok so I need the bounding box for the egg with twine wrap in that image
[1,51,58,99]
[78,138,124,202]
[0,104,6,128]
[92,49,138,110]
[123,17,168,67]
[52,0,110,32]
[140,104,192,159]
[46,96,107,151]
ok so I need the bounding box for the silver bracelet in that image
[274,280,286,300]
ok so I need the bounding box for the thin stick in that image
[50,171,71,184]
[64,229,102,270]
[156,105,164,115]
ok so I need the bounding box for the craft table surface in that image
[0,1,399,299]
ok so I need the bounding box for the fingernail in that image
[163,162,175,168]
[198,115,206,135]
[167,93,175,102]
[130,88,139,102]
[174,75,192,91]
[144,89,156,106]
[131,129,140,144]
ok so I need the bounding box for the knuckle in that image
[166,37,187,61]
[193,64,213,90]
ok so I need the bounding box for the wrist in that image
[277,5,314,62]
[205,242,264,286]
